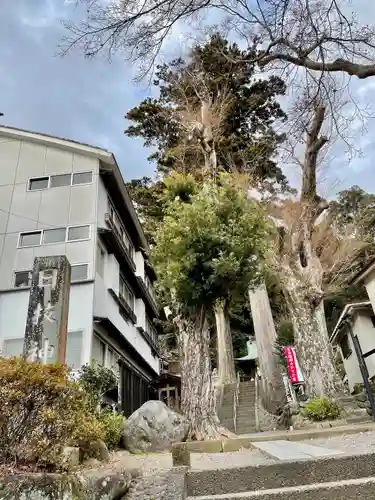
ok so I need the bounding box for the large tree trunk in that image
[176,307,230,440]
[282,266,345,398]
[249,282,286,413]
[214,300,236,384]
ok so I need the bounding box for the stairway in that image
[218,383,237,433]
[236,381,257,435]
[186,451,375,499]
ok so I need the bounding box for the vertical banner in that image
[283,347,304,384]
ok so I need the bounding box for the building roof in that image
[0,125,150,253]
[349,258,375,285]
[0,125,111,154]
[330,301,372,343]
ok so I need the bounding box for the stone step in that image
[186,477,375,500]
[346,415,373,424]
[186,452,375,497]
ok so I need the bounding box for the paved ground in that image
[252,440,344,461]
[80,430,375,499]
[100,430,375,475]
[300,430,375,456]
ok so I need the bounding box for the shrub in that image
[99,410,125,450]
[77,364,118,411]
[302,397,341,422]
[0,357,104,470]
[274,321,294,367]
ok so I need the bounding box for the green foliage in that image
[99,410,125,450]
[274,320,294,367]
[126,177,166,244]
[0,357,104,470]
[126,34,288,189]
[302,397,341,422]
[330,185,375,240]
[324,285,368,336]
[153,174,272,314]
[77,364,118,411]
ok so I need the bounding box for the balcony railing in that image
[104,213,136,271]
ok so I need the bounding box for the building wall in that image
[364,270,375,313]
[0,283,94,365]
[0,137,99,289]
[339,312,375,392]
[93,270,159,374]
[0,133,159,377]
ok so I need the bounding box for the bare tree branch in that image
[62,0,375,80]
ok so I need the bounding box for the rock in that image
[61,446,80,470]
[93,440,111,462]
[0,471,132,500]
[84,458,102,468]
[123,400,188,453]
[85,471,132,500]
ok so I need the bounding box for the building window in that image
[92,335,105,366]
[144,274,155,301]
[43,228,66,244]
[340,334,352,359]
[14,270,32,288]
[20,226,91,248]
[67,225,90,241]
[96,243,105,278]
[1,338,24,357]
[106,347,119,375]
[72,171,92,185]
[28,177,49,190]
[19,231,42,247]
[108,199,135,258]
[13,264,88,288]
[146,316,158,345]
[28,172,92,191]
[123,231,134,257]
[71,264,89,282]
[66,330,83,369]
[50,174,71,188]
[119,276,135,311]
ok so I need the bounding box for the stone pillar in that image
[23,256,71,364]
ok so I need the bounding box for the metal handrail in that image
[233,371,241,434]
[255,370,260,432]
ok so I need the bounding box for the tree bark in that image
[248,282,286,413]
[176,307,229,440]
[282,266,345,398]
[214,300,236,384]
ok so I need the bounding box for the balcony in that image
[108,288,137,325]
[98,213,136,274]
[136,325,159,355]
[136,276,159,317]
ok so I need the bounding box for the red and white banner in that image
[283,347,304,384]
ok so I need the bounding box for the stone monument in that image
[23,256,71,364]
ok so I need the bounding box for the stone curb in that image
[172,422,375,466]
[186,452,375,497]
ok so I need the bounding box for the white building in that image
[0,126,160,416]
[330,301,375,392]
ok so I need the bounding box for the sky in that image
[1,0,375,195]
